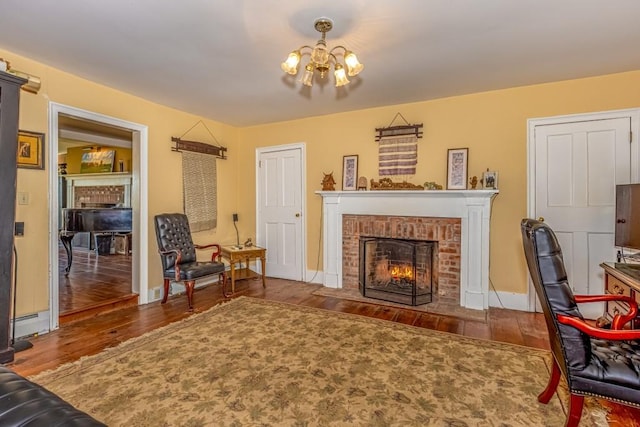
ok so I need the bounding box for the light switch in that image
[18,192,29,205]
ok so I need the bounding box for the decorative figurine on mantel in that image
[423,181,443,190]
[321,172,336,191]
[357,176,367,191]
[469,176,479,189]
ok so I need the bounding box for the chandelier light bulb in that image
[301,63,314,86]
[344,51,364,76]
[334,63,350,87]
[281,50,301,75]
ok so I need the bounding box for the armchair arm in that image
[194,243,222,262]
[574,294,638,330]
[159,249,183,282]
[557,314,640,340]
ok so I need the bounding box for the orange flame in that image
[390,265,413,280]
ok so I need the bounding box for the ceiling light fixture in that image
[281,18,364,88]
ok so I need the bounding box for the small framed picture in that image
[483,170,498,189]
[342,155,358,191]
[17,130,45,170]
[446,148,468,190]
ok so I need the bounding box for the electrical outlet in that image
[232,213,239,222]
[15,222,24,236]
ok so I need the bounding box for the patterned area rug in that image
[31,297,607,426]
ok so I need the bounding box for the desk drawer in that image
[606,275,631,298]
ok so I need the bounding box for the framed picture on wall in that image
[483,170,498,189]
[80,150,116,173]
[342,155,358,191]
[17,130,45,170]
[446,148,468,190]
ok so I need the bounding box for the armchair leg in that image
[538,358,561,404]
[161,279,170,304]
[220,272,230,298]
[185,280,195,311]
[565,394,584,427]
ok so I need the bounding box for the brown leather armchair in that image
[154,213,227,310]
[521,218,640,427]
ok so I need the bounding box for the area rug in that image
[312,286,488,323]
[30,297,607,426]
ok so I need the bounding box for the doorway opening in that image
[48,103,149,331]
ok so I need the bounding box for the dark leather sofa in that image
[0,366,105,426]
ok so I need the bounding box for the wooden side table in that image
[221,245,267,294]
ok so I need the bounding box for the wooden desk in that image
[600,262,640,329]
[221,246,266,294]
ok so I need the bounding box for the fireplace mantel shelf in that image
[316,189,499,311]
[316,189,498,197]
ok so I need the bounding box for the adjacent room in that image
[1,1,640,425]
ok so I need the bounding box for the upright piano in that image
[59,208,133,275]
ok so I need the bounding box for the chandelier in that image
[281,18,364,87]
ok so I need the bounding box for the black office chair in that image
[521,218,640,427]
[154,213,227,310]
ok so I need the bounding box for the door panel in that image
[534,117,630,318]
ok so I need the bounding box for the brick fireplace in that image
[344,215,460,306]
[317,189,498,310]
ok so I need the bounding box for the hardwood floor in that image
[59,246,137,323]
[12,270,640,425]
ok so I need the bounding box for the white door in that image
[256,144,305,280]
[532,117,631,319]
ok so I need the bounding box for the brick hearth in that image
[342,215,461,306]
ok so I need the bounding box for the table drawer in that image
[606,275,632,298]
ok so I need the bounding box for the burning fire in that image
[390,265,413,280]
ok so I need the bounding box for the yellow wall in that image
[5,44,640,319]
[3,48,240,317]
[237,70,640,297]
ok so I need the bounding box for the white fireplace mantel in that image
[316,190,499,310]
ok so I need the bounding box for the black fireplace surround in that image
[359,237,435,306]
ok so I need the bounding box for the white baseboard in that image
[13,311,50,339]
[489,291,531,312]
[304,269,324,284]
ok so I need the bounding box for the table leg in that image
[260,254,266,288]
[230,260,236,294]
[60,234,74,277]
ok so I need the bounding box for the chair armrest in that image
[557,314,640,340]
[194,243,222,262]
[159,248,182,282]
[574,294,638,330]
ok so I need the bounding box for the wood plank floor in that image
[13,268,640,425]
[59,247,137,322]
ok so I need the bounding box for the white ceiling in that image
[1,0,639,127]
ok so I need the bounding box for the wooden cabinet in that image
[600,262,640,329]
[0,71,27,364]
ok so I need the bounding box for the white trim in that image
[255,143,307,281]
[48,102,149,332]
[13,311,50,339]
[489,291,530,312]
[526,107,640,312]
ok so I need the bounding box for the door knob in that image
[295,213,301,217]
[538,216,545,222]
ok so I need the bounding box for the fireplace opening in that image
[359,237,436,306]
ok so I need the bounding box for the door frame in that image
[255,142,307,281]
[526,107,640,311]
[48,102,149,331]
